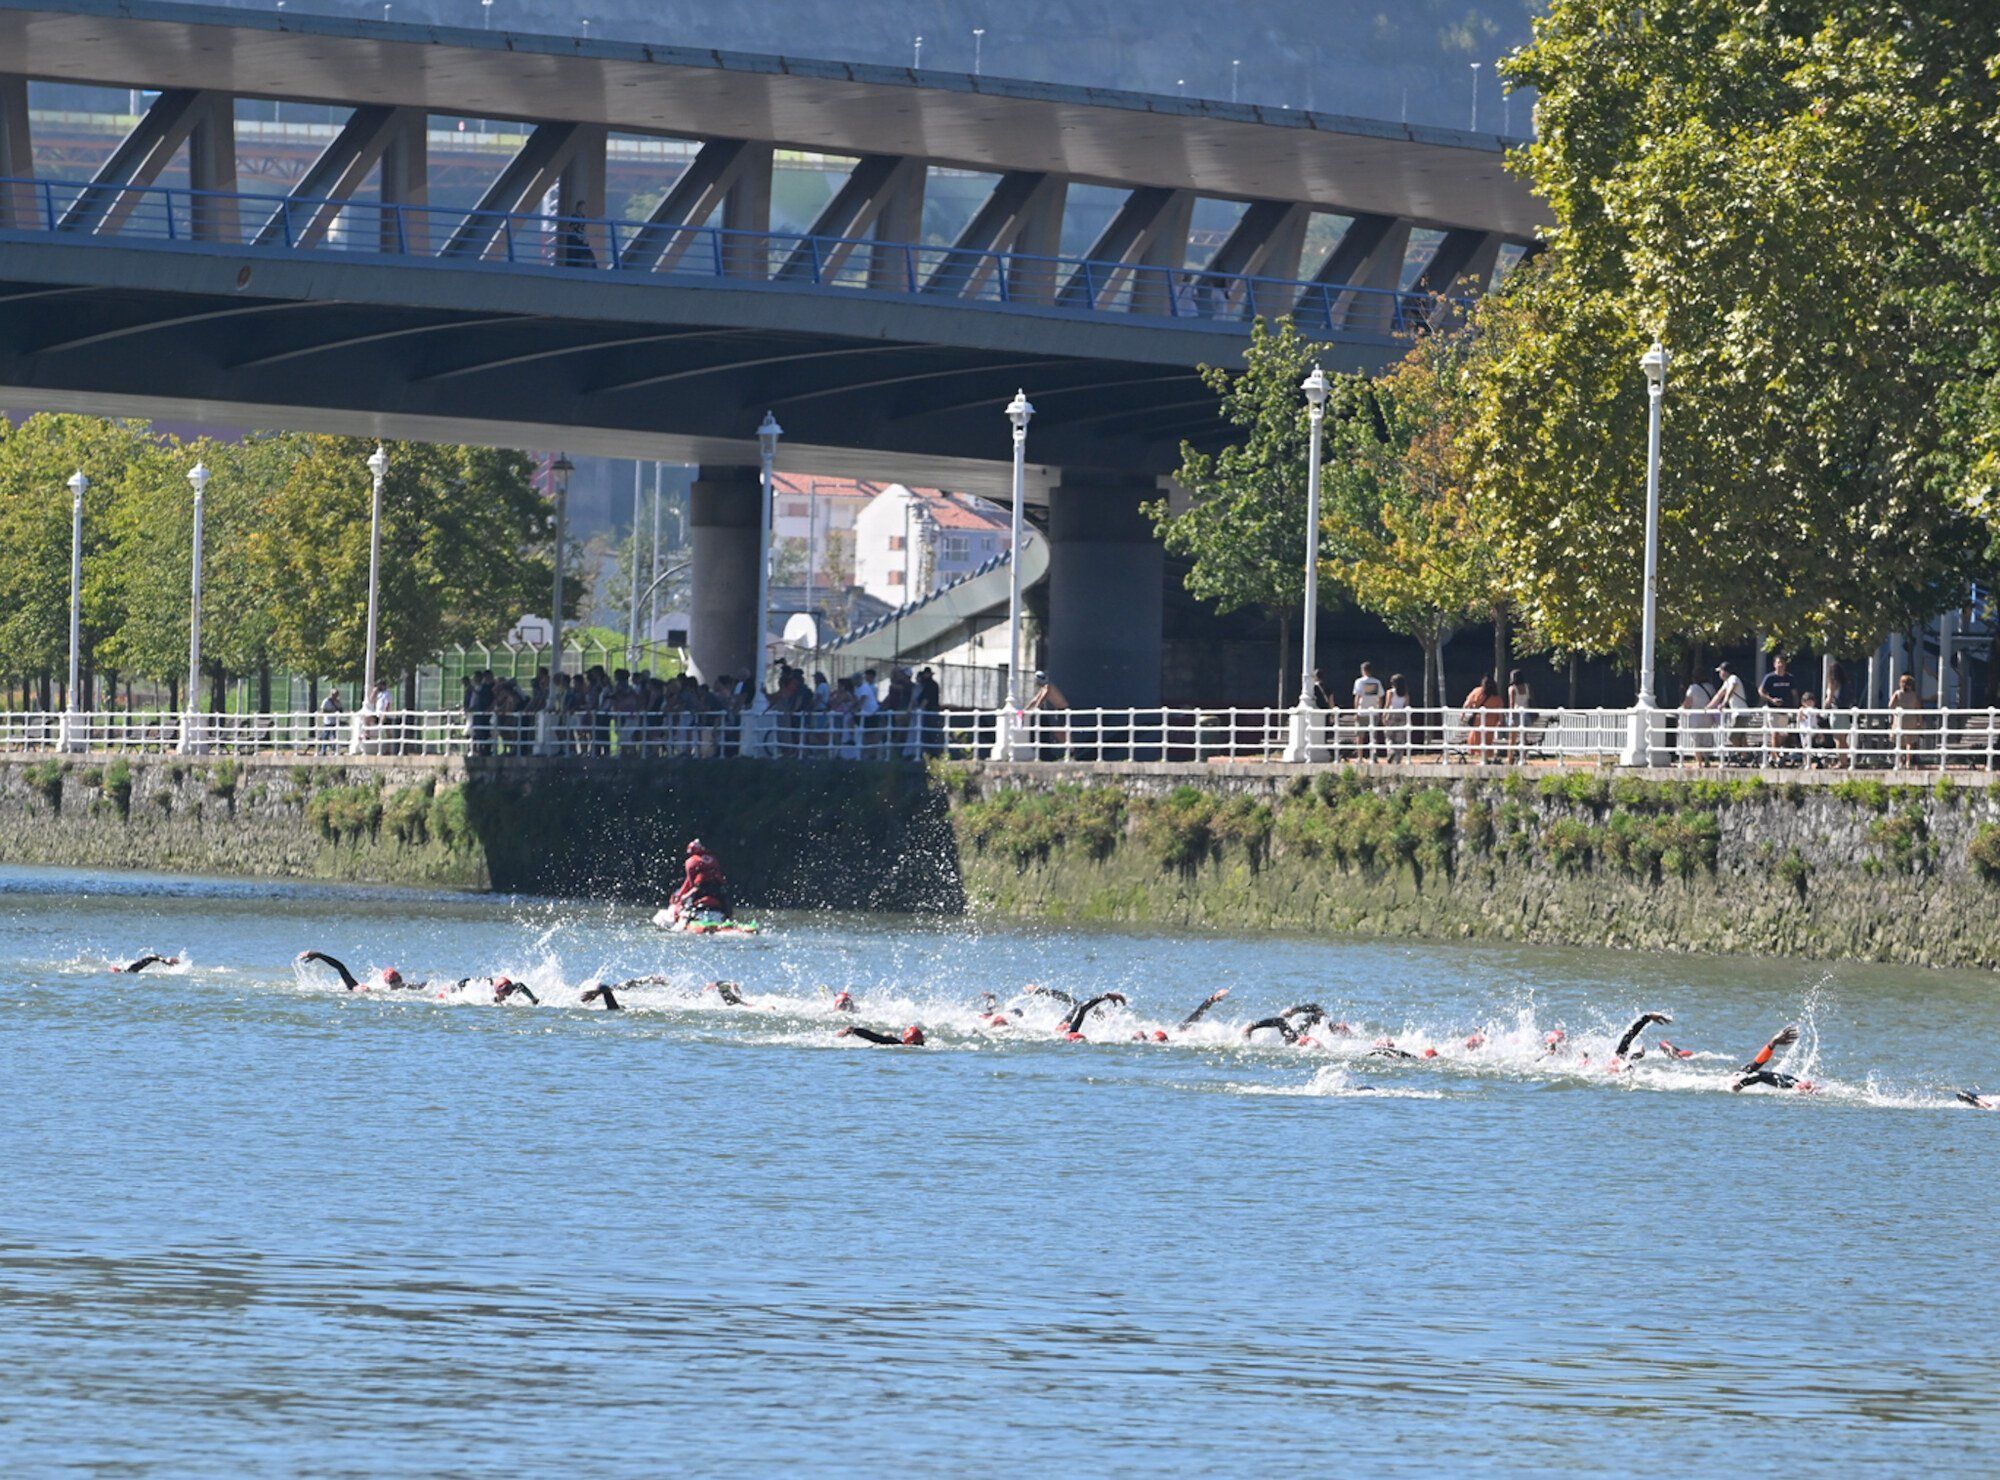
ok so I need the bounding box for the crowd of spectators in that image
[460,660,945,759]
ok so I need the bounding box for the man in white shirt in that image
[1353,661,1385,760]
[856,668,881,756]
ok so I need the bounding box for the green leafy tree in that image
[247,436,554,688]
[0,414,161,706]
[1322,319,1507,705]
[1150,319,1352,701]
[1483,0,1996,662]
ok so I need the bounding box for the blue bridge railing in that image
[0,176,1455,339]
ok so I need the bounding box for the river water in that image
[2,862,1995,1474]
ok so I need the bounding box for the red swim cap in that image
[901,1025,925,1046]
[1422,1047,1438,1058]
[383,969,403,986]
[1065,1031,1084,1042]
[1152,1030,1168,1042]
[1374,1035,1395,1049]
[1464,1033,1485,1049]
[832,991,853,1008]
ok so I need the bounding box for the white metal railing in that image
[0,704,1996,770]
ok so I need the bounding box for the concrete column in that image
[1046,473,1164,708]
[0,74,34,229]
[378,111,428,252]
[688,466,762,686]
[187,93,238,242]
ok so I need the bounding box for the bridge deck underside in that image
[0,238,1399,488]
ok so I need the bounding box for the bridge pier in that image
[688,466,763,689]
[1046,473,1164,708]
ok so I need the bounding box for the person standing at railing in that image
[558,200,597,269]
[1352,662,1385,761]
[317,688,344,755]
[1889,672,1926,768]
[885,667,913,754]
[1505,669,1534,760]
[1707,662,1751,764]
[1680,673,1717,765]
[1461,675,1504,760]
[363,678,392,755]
[1384,674,1411,760]
[464,670,494,757]
[856,668,882,757]
[1758,655,1798,766]
[910,666,942,757]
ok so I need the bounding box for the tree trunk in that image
[309,675,320,714]
[1492,605,1508,689]
[1421,641,1435,709]
[39,671,52,711]
[258,663,273,715]
[209,665,226,716]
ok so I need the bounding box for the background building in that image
[852,485,1011,607]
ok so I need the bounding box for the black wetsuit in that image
[582,985,622,1011]
[116,954,174,974]
[1178,990,1229,1029]
[841,1026,914,1046]
[1367,1045,1419,1061]
[1281,1003,1328,1029]
[1956,1090,1996,1110]
[1061,993,1127,1034]
[1613,1011,1672,1062]
[707,981,748,1006]
[1732,1068,1806,1092]
[1026,985,1080,1009]
[299,951,362,990]
[495,981,540,1004]
[1244,1016,1301,1044]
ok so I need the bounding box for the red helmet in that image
[685,839,708,856]
[901,1025,926,1046]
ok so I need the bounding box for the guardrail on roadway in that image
[3,706,1998,771]
[0,176,1459,338]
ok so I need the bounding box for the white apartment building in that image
[852,484,1012,607]
[771,473,878,589]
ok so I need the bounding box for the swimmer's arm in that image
[1614,1012,1670,1058]
[299,951,360,990]
[1178,989,1229,1028]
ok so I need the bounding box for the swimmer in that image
[1730,1026,1814,1093]
[1656,1040,1696,1059]
[1539,1027,1570,1059]
[704,980,749,1006]
[112,953,179,974]
[1956,1090,1998,1110]
[581,985,622,1011]
[1243,1016,1301,1044]
[831,991,857,1013]
[836,1025,925,1046]
[1610,1011,1672,1067]
[1177,988,1230,1029]
[1024,984,1080,1009]
[1059,992,1128,1037]
[1367,1036,1418,1061]
[1280,1003,1328,1029]
[297,950,363,990]
[494,979,539,1005]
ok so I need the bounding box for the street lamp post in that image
[1284,365,1328,763]
[482,0,492,27]
[912,34,922,68]
[358,444,389,755]
[550,453,573,683]
[999,389,1033,757]
[1623,340,1669,766]
[626,460,643,668]
[1470,62,1481,130]
[180,462,209,754]
[972,27,985,75]
[755,414,781,692]
[63,470,87,749]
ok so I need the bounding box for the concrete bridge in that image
[0,0,1544,700]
